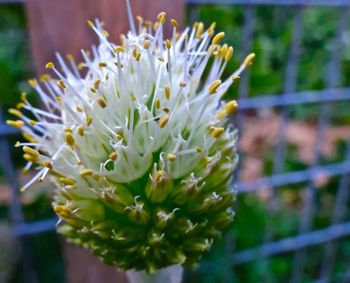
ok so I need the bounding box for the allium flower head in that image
[8,4,254,272]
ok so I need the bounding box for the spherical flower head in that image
[8,10,254,273]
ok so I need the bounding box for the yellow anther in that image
[28,79,38,88]
[162,107,169,113]
[212,127,225,138]
[145,20,152,27]
[45,62,54,69]
[53,205,72,218]
[67,54,74,61]
[21,92,27,101]
[144,39,151,49]
[77,62,85,70]
[8,108,22,118]
[193,22,199,29]
[195,146,203,153]
[156,170,165,182]
[55,96,63,103]
[93,79,100,90]
[243,53,256,67]
[232,75,240,82]
[103,30,109,38]
[58,177,76,186]
[29,119,36,126]
[224,100,238,114]
[196,22,204,39]
[131,95,136,101]
[76,106,83,112]
[40,74,51,82]
[114,62,121,68]
[23,133,37,143]
[64,128,72,133]
[65,133,75,146]
[225,46,234,62]
[207,27,214,37]
[164,84,171,100]
[184,34,189,40]
[109,152,118,161]
[165,39,171,49]
[86,115,93,126]
[57,80,66,89]
[157,12,166,24]
[6,120,24,129]
[167,153,176,161]
[16,102,25,109]
[212,32,225,45]
[209,79,222,95]
[120,34,126,45]
[179,82,187,87]
[136,15,144,24]
[23,153,38,163]
[97,97,107,108]
[43,160,53,169]
[153,21,160,31]
[87,20,94,27]
[84,50,91,57]
[78,127,84,137]
[15,141,20,147]
[208,23,216,36]
[155,98,161,109]
[92,174,100,181]
[135,53,142,61]
[23,146,39,158]
[99,62,107,68]
[220,44,228,58]
[171,19,178,27]
[80,169,94,177]
[159,114,169,128]
[217,110,226,120]
[114,46,124,53]
[116,134,123,140]
[132,48,138,58]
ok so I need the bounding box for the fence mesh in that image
[1,1,350,282]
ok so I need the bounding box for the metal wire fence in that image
[186,2,350,283]
[1,0,350,282]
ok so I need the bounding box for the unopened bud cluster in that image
[8,10,254,272]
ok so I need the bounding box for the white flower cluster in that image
[8,4,254,272]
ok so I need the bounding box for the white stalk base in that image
[126,265,183,283]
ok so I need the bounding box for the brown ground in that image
[240,113,350,183]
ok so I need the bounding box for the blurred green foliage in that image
[0,3,350,283]
[0,4,32,112]
[189,5,350,124]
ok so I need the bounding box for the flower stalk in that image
[126,265,183,283]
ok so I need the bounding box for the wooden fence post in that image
[25,0,184,282]
[26,0,184,75]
